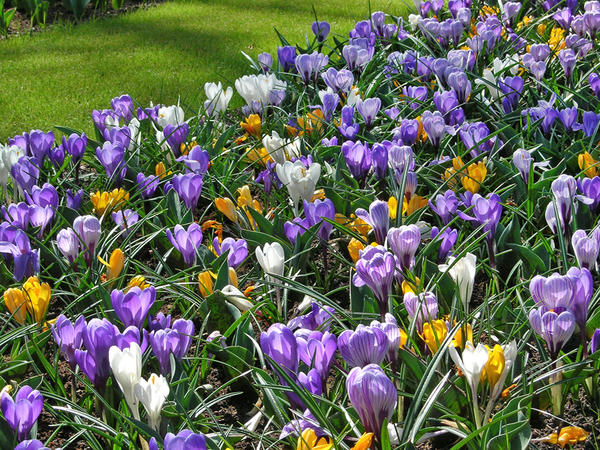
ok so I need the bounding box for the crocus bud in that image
[56,228,80,264]
[255,242,285,281]
[109,342,142,420]
[387,225,421,272]
[338,325,388,367]
[355,200,389,245]
[135,373,169,431]
[73,215,101,268]
[571,229,599,269]
[346,364,397,437]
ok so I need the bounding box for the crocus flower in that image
[438,252,476,310]
[111,286,156,329]
[55,228,79,265]
[75,318,119,389]
[404,291,439,333]
[342,140,372,181]
[255,242,285,281]
[204,82,233,117]
[66,189,84,210]
[136,173,160,199]
[172,173,203,210]
[512,149,533,182]
[51,314,85,371]
[356,97,381,127]
[276,160,321,215]
[387,225,420,272]
[213,237,248,268]
[498,76,524,113]
[160,430,207,450]
[566,267,594,331]
[431,226,458,260]
[457,193,502,244]
[295,428,332,449]
[296,331,337,381]
[135,373,169,431]
[2,202,30,229]
[11,156,40,194]
[572,229,600,269]
[346,364,397,436]
[96,141,126,183]
[156,104,185,128]
[0,386,43,441]
[73,215,101,267]
[429,190,458,224]
[260,323,298,375]
[0,229,39,281]
[355,200,389,245]
[288,302,335,332]
[338,325,388,367]
[303,199,335,241]
[353,245,396,316]
[3,287,27,324]
[109,342,142,420]
[14,440,50,450]
[23,276,51,324]
[112,209,139,237]
[529,306,576,359]
[312,20,330,41]
[166,223,203,266]
[149,319,195,375]
[61,133,87,164]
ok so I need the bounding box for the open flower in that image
[135,373,169,431]
[276,160,321,215]
[296,428,333,450]
[0,386,43,441]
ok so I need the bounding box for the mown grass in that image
[0,0,410,140]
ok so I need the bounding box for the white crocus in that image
[255,242,285,281]
[135,373,170,431]
[0,144,23,188]
[204,82,233,117]
[449,341,489,428]
[284,138,302,160]
[438,252,477,311]
[262,131,287,165]
[345,86,361,107]
[408,13,422,30]
[127,118,142,152]
[222,285,253,311]
[109,343,142,420]
[275,160,321,215]
[156,104,185,128]
[235,73,286,107]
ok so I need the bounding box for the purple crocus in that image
[11,156,40,194]
[111,286,156,329]
[353,245,396,316]
[258,52,273,72]
[73,215,101,268]
[96,142,126,183]
[356,97,381,127]
[277,46,297,72]
[179,145,210,175]
[370,313,401,361]
[112,209,139,237]
[582,111,600,137]
[342,140,371,181]
[74,318,119,389]
[303,199,335,241]
[284,217,310,245]
[339,105,360,140]
[421,110,451,148]
[212,237,248,268]
[338,324,388,367]
[66,189,84,210]
[457,193,503,244]
[498,76,524,113]
[1,386,43,441]
[51,314,85,371]
[260,323,298,376]
[28,130,55,162]
[431,226,458,260]
[566,267,594,331]
[321,67,354,94]
[26,183,59,210]
[355,200,389,245]
[29,205,54,238]
[2,202,30,229]
[0,229,39,281]
[312,21,330,41]
[61,133,87,164]
[172,173,203,210]
[429,190,458,224]
[111,94,134,122]
[572,229,600,269]
[578,177,600,212]
[296,330,337,381]
[164,123,189,157]
[404,291,439,333]
[513,149,533,182]
[149,319,195,375]
[15,440,50,450]
[529,306,576,360]
[159,430,207,450]
[287,302,335,332]
[166,223,203,266]
[387,225,421,272]
[403,85,428,110]
[346,364,397,436]
[136,173,160,199]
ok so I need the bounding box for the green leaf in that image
[200,290,236,332]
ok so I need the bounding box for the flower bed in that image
[0,0,599,448]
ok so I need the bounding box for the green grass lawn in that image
[0,0,410,141]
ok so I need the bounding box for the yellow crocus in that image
[23,276,51,324]
[91,188,129,216]
[155,161,167,179]
[481,344,505,388]
[399,328,408,349]
[388,196,398,220]
[3,288,27,325]
[215,198,238,223]
[578,151,599,178]
[351,433,374,450]
[240,114,261,138]
[296,429,333,450]
[350,215,371,237]
[127,275,150,291]
[198,271,216,298]
[228,267,238,288]
[544,426,589,448]
[348,238,365,263]
[402,195,428,215]
[311,189,326,201]
[461,161,487,193]
[452,323,473,349]
[237,185,261,212]
[97,248,125,283]
[245,146,273,166]
[421,320,448,354]
[401,277,420,294]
